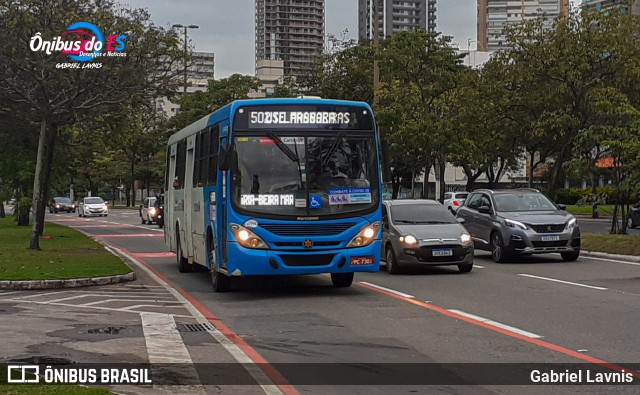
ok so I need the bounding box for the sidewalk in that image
[0,266,268,394]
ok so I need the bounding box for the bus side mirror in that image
[218,145,235,171]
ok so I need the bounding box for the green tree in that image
[0,0,181,249]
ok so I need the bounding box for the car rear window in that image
[455,193,469,199]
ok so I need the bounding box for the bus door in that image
[185,136,196,261]
[166,144,177,251]
[217,124,230,271]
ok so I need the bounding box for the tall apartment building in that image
[582,0,640,14]
[477,0,569,51]
[358,0,437,41]
[255,0,325,77]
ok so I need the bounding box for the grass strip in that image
[0,217,132,281]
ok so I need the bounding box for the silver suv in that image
[456,189,580,262]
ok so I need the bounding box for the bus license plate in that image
[541,235,560,241]
[432,248,453,257]
[351,256,374,265]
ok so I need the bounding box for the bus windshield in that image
[232,133,378,218]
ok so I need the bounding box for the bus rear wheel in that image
[331,272,354,288]
[211,269,231,293]
[176,230,191,273]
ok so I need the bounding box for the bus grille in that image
[261,223,356,236]
[280,254,335,266]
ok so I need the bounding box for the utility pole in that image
[372,0,391,183]
[373,0,380,106]
[171,24,199,94]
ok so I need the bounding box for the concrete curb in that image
[0,221,137,290]
[0,272,135,290]
[582,250,640,263]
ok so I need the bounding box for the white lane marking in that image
[12,291,66,299]
[474,265,485,269]
[448,309,543,339]
[141,313,205,394]
[82,299,183,306]
[358,282,415,298]
[583,256,640,267]
[2,298,191,318]
[518,274,608,291]
[121,304,188,312]
[107,245,283,395]
[43,294,175,304]
[141,312,193,363]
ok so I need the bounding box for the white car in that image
[79,197,108,217]
[443,192,469,214]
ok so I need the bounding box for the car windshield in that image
[232,133,378,218]
[84,198,104,205]
[493,193,556,212]
[148,198,156,206]
[391,203,458,225]
[54,197,71,203]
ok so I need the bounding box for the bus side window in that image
[207,125,220,186]
[174,140,187,190]
[194,128,210,187]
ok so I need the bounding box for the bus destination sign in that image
[234,105,374,131]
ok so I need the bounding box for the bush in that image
[555,187,617,205]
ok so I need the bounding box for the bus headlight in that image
[347,222,380,248]
[230,223,269,249]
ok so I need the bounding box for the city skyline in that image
[123,0,477,78]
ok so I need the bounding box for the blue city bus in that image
[164,98,382,292]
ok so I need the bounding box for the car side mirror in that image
[478,205,492,214]
[557,204,567,211]
[457,217,465,224]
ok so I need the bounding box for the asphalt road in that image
[46,210,640,393]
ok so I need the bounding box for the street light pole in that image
[171,24,199,94]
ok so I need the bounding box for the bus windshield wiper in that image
[322,132,345,166]
[267,133,299,163]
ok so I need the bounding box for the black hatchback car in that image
[49,197,76,213]
[456,189,580,262]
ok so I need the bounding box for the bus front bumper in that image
[225,241,381,276]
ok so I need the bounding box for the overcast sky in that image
[119,0,559,78]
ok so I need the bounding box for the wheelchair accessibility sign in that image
[309,195,322,209]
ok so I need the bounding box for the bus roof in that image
[167,98,373,146]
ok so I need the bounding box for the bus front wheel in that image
[331,272,354,288]
[211,269,231,293]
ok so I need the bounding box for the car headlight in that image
[149,207,156,215]
[55,205,60,208]
[72,205,75,208]
[399,234,418,246]
[567,217,577,229]
[230,223,269,249]
[505,218,527,230]
[460,233,472,244]
[346,222,380,248]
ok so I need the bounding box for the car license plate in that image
[541,235,560,241]
[351,256,374,265]
[432,248,453,257]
